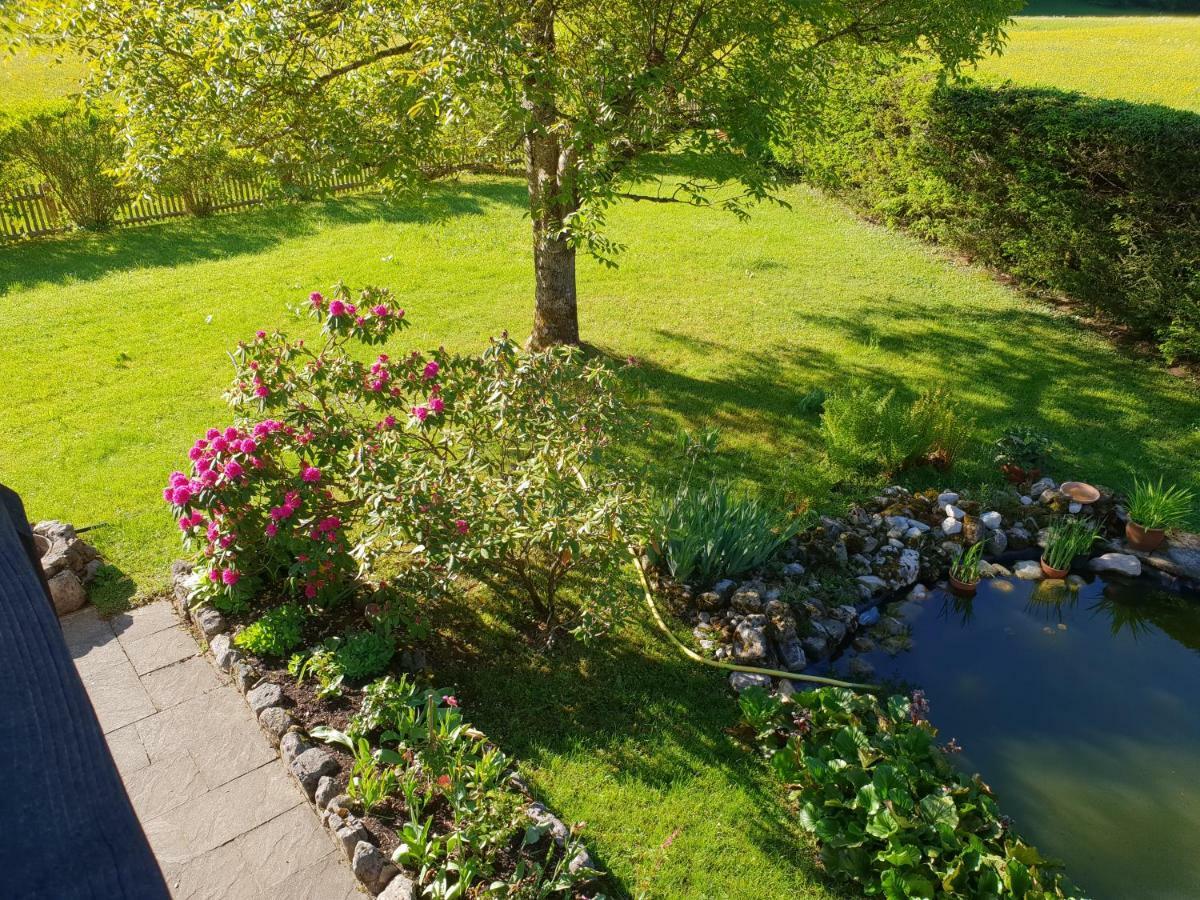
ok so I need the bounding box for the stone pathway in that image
[62,600,362,900]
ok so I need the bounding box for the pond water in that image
[828,575,1200,900]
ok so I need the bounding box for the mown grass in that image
[0,44,86,120]
[3,178,1200,896]
[976,6,1200,112]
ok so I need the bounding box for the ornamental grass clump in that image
[1041,518,1101,573]
[649,480,803,587]
[739,686,1080,898]
[1126,477,1195,532]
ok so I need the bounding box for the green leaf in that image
[878,844,921,867]
[1005,859,1034,898]
[867,808,901,839]
[919,793,959,830]
[901,873,935,899]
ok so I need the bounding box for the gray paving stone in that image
[163,836,260,900]
[236,805,337,892]
[142,763,299,870]
[106,722,151,775]
[62,606,127,671]
[123,753,208,821]
[123,625,199,676]
[142,655,225,711]
[270,851,362,900]
[111,601,183,645]
[76,656,157,734]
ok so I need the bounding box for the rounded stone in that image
[47,570,87,616]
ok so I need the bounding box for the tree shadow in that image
[0,180,526,295]
[428,591,839,898]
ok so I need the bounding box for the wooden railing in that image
[0,168,377,242]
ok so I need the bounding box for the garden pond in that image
[827,574,1200,899]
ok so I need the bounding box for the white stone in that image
[1020,495,1033,506]
[937,492,960,507]
[905,526,924,540]
[1068,502,1082,514]
[729,671,772,693]
[856,575,887,596]
[945,504,965,520]
[896,549,921,587]
[1089,553,1142,577]
[1014,560,1044,581]
[980,511,1003,530]
[941,517,963,536]
[908,584,928,601]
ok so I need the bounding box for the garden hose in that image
[631,553,882,693]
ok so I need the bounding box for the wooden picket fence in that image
[0,168,377,242]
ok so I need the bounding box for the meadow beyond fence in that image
[0,168,375,241]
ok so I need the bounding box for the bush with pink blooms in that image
[165,283,642,634]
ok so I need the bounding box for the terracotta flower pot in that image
[1040,557,1069,579]
[949,574,978,595]
[1126,521,1166,552]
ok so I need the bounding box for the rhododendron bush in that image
[165,283,640,633]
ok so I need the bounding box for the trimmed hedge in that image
[777,64,1200,362]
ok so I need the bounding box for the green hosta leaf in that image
[901,873,935,899]
[1005,859,1034,898]
[834,725,870,759]
[1007,841,1051,868]
[919,793,959,830]
[878,843,921,867]
[867,807,901,839]
[856,782,881,814]
[309,725,354,752]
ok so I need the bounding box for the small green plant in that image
[1126,477,1195,531]
[993,427,1052,472]
[821,386,971,475]
[949,541,985,585]
[233,603,306,657]
[649,479,804,586]
[797,387,827,416]
[333,630,396,681]
[1042,518,1100,572]
[737,686,786,740]
[347,737,398,816]
[288,647,344,698]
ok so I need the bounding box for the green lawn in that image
[0,43,86,120]
[976,6,1200,112]
[4,179,1200,896]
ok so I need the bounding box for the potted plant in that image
[993,427,1052,484]
[948,541,985,595]
[1125,477,1195,552]
[1040,518,1100,578]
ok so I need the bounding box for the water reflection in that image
[831,574,1200,899]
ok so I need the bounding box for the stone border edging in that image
[168,560,595,898]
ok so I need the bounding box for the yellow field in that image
[976,11,1200,112]
[0,44,87,119]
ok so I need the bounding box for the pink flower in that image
[208,568,221,583]
[429,396,445,414]
[171,485,192,505]
[328,300,347,317]
[256,330,267,339]
[309,291,324,308]
[423,361,439,380]
[224,427,239,441]
[383,415,397,428]
[178,517,193,532]
[188,446,204,461]
[206,428,221,440]
[211,437,229,453]
[265,523,278,538]
[411,405,429,422]
[372,305,389,317]
[301,466,321,483]
[221,568,240,586]
[240,438,258,454]
[445,696,460,708]
[223,460,244,479]
[254,384,269,398]
[304,583,318,599]
[354,316,366,327]
[454,519,469,535]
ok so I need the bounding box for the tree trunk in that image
[523,0,579,350]
[529,217,579,349]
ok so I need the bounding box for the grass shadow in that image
[0,180,526,295]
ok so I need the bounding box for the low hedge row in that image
[776,64,1200,363]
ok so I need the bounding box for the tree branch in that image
[314,42,420,86]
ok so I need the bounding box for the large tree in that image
[17,0,1016,347]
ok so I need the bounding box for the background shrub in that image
[0,107,127,229]
[234,603,307,657]
[778,63,1200,362]
[820,386,970,476]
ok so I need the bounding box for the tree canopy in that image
[14,0,1020,346]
